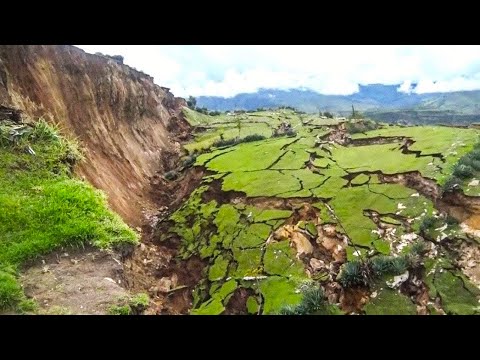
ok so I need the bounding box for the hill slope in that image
[0,45,190,225]
[196,85,480,123]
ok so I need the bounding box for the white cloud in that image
[76,45,480,97]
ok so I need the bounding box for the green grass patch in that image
[0,120,138,311]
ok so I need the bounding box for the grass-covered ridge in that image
[0,119,138,312]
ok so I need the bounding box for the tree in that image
[235,116,242,137]
[187,96,197,110]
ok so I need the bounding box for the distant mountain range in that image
[196,84,480,125]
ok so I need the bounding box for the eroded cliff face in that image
[0,45,190,225]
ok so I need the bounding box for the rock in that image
[397,203,407,210]
[352,250,362,257]
[400,233,418,242]
[386,271,409,289]
[434,224,448,232]
[323,224,336,237]
[310,258,325,271]
[327,293,339,304]
[468,179,480,186]
[417,305,428,315]
[322,237,338,251]
[171,273,179,288]
[158,277,172,293]
[273,226,292,240]
[291,232,313,256]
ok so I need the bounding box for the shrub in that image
[446,215,459,226]
[442,176,461,192]
[468,149,480,161]
[277,286,327,315]
[212,134,266,148]
[337,261,368,287]
[164,170,178,181]
[278,305,302,315]
[453,164,474,179]
[389,256,408,274]
[420,216,436,232]
[212,138,237,148]
[182,155,197,168]
[469,159,480,171]
[411,240,428,255]
[242,134,266,143]
[286,129,297,137]
[370,255,408,277]
[370,256,391,276]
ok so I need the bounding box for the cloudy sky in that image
[76,45,480,98]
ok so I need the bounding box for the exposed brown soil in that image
[224,287,256,315]
[0,45,190,227]
[122,237,207,314]
[349,136,406,147]
[456,241,480,288]
[339,287,370,313]
[20,245,129,315]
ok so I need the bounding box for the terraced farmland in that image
[152,109,480,315]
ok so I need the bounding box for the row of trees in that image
[187,96,221,116]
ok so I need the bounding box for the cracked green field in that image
[161,109,480,315]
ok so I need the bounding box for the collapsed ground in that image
[128,108,480,315]
[3,108,480,315]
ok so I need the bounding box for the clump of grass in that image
[277,286,327,315]
[108,304,132,315]
[442,176,462,192]
[370,256,391,276]
[108,293,150,315]
[389,256,408,274]
[0,268,23,310]
[442,139,480,193]
[411,240,428,255]
[0,119,138,311]
[337,261,369,287]
[129,293,149,313]
[17,298,39,314]
[453,164,474,179]
[338,249,425,290]
[277,305,299,315]
[445,215,458,226]
[419,216,436,232]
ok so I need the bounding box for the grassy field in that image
[166,108,480,315]
[0,120,138,312]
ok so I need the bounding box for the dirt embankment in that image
[0,45,190,226]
